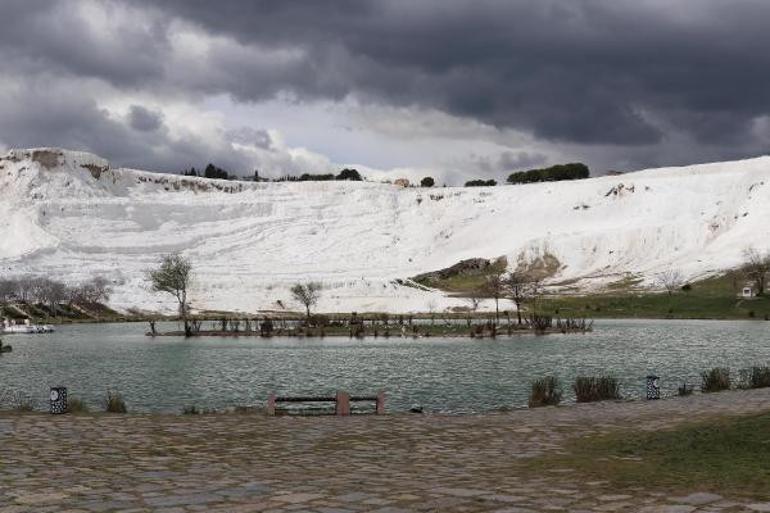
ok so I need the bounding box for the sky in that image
[1,0,769,184]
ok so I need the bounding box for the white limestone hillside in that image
[1,147,769,314]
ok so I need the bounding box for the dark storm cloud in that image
[0,0,168,86]
[2,0,770,173]
[138,0,770,150]
[497,151,548,172]
[472,150,548,174]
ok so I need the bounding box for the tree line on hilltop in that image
[181,161,594,188]
[182,164,363,182]
[464,162,591,187]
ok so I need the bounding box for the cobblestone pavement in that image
[1,389,770,513]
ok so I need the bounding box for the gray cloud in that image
[473,150,549,174]
[1,0,770,176]
[0,78,252,173]
[128,105,164,132]
[226,127,273,150]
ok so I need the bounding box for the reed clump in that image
[738,366,770,389]
[529,376,562,407]
[66,397,90,414]
[701,368,730,393]
[573,376,621,403]
[104,390,127,413]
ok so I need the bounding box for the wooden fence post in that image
[376,391,386,415]
[266,393,276,416]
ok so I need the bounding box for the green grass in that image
[413,268,770,320]
[530,412,770,496]
[540,272,770,320]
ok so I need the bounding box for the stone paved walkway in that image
[1,389,770,513]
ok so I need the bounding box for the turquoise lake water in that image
[1,319,769,413]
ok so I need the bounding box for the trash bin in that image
[646,375,660,400]
[50,386,68,414]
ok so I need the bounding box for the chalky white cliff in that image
[2,148,769,313]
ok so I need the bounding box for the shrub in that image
[182,405,200,415]
[678,382,694,396]
[739,366,770,389]
[529,376,562,407]
[336,168,363,181]
[10,392,35,412]
[66,397,90,414]
[701,368,730,393]
[465,179,497,187]
[104,391,127,413]
[573,376,621,403]
[420,176,435,187]
[507,162,589,185]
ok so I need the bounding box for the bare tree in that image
[82,276,113,303]
[67,276,113,306]
[36,279,68,316]
[656,269,684,296]
[742,247,770,296]
[15,276,35,302]
[290,282,322,319]
[147,254,193,336]
[0,279,17,302]
[480,271,505,324]
[426,299,438,324]
[503,270,540,325]
[464,296,481,312]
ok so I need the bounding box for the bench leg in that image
[335,391,351,416]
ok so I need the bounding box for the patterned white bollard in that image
[646,375,660,400]
[50,386,68,414]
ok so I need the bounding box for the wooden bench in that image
[266,390,385,416]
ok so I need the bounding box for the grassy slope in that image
[419,266,770,319]
[540,271,770,320]
[413,258,507,293]
[530,411,770,497]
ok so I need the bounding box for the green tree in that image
[420,176,435,187]
[147,254,193,336]
[507,163,589,185]
[336,168,363,181]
